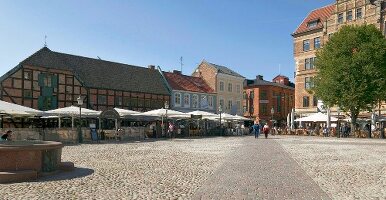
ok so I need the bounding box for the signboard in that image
[100,109,120,119]
[259,100,269,104]
[317,100,327,113]
[191,114,202,119]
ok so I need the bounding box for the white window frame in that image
[183,93,190,108]
[174,92,181,107]
[219,81,224,91]
[192,94,198,108]
[236,85,240,93]
[228,83,232,92]
[208,96,213,108]
[228,100,233,110]
[219,98,224,110]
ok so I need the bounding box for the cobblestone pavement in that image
[0,137,243,200]
[1,136,385,200]
[276,136,386,200]
[193,136,330,200]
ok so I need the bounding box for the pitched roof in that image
[16,47,170,95]
[202,60,245,78]
[163,71,215,93]
[293,4,335,36]
[245,78,295,90]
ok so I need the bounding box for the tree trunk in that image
[350,110,359,138]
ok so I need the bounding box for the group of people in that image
[250,123,270,139]
[0,130,12,141]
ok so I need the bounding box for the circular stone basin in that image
[0,140,64,174]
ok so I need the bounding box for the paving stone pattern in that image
[193,137,331,200]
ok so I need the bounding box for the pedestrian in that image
[263,123,270,139]
[1,130,13,141]
[168,122,175,138]
[252,123,260,139]
[323,126,329,137]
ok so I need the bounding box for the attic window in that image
[307,20,318,28]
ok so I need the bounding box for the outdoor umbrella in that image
[295,112,338,122]
[187,110,217,119]
[114,108,141,118]
[137,108,189,118]
[0,100,42,116]
[45,106,101,128]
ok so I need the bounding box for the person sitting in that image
[1,130,13,141]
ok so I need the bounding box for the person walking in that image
[252,123,260,139]
[263,123,270,139]
[323,125,329,137]
[0,130,13,141]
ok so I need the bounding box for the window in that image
[208,96,213,108]
[347,10,352,21]
[250,91,254,99]
[219,99,224,109]
[260,104,268,115]
[228,100,233,110]
[303,96,310,107]
[115,96,122,106]
[313,96,318,107]
[174,93,181,106]
[123,97,130,107]
[184,94,190,107]
[303,40,310,51]
[24,71,31,80]
[314,37,320,49]
[236,85,240,93]
[305,57,316,70]
[44,75,52,87]
[192,95,198,108]
[236,101,241,111]
[228,83,232,92]
[356,8,362,19]
[219,81,224,91]
[260,90,267,100]
[305,77,314,89]
[243,91,247,99]
[201,95,207,108]
[98,95,107,105]
[338,13,344,24]
[307,20,318,28]
[23,90,32,98]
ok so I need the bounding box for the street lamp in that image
[337,107,340,138]
[164,101,169,137]
[271,107,274,126]
[77,95,84,143]
[219,105,222,126]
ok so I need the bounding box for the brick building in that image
[161,70,217,113]
[0,47,170,118]
[192,60,244,115]
[243,75,295,124]
[292,0,386,114]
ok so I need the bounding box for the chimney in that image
[148,65,155,70]
[256,75,264,80]
[173,70,182,74]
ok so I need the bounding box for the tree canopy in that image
[314,24,386,125]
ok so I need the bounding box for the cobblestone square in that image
[1,136,385,200]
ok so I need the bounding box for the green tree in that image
[314,25,386,137]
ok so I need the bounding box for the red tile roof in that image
[293,4,335,36]
[164,71,215,94]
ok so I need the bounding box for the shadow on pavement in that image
[37,167,94,182]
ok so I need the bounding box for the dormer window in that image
[307,20,318,28]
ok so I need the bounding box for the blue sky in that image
[0,0,333,81]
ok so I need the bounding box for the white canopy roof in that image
[0,100,42,116]
[233,115,250,121]
[137,108,189,118]
[45,106,101,117]
[295,112,338,122]
[114,108,141,117]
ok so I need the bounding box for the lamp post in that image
[271,107,274,126]
[219,105,222,131]
[337,107,340,138]
[165,101,169,137]
[77,95,84,143]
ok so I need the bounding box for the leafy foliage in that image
[314,25,386,121]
